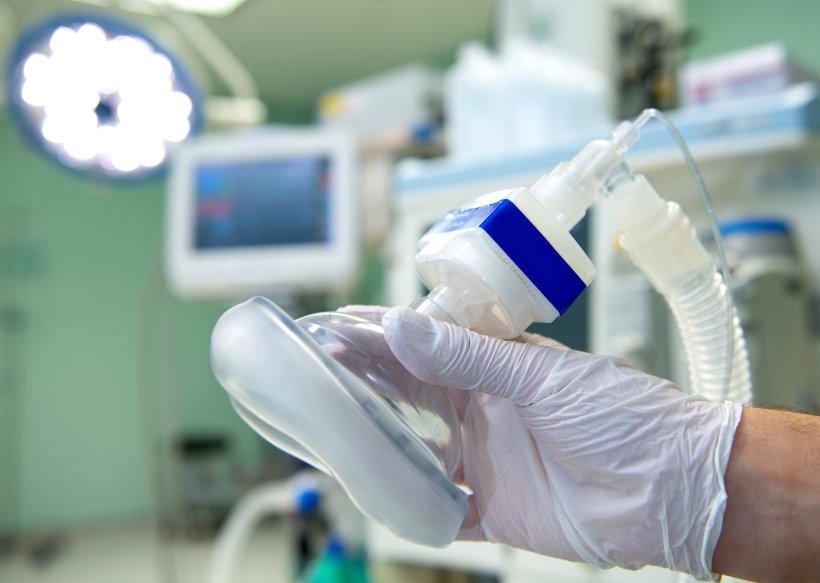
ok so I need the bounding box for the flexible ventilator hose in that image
[534,110,752,404]
[669,270,751,402]
[608,192,752,403]
[605,110,752,404]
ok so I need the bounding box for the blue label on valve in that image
[428,202,504,233]
[427,200,586,314]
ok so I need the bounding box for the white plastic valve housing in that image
[605,174,713,292]
[415,186,595,339]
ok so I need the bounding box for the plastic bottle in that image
[503,39,561,151]
[443,42,507,160]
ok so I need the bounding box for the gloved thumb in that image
[382,306,560,406]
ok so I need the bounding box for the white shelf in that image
[395,83,820,202]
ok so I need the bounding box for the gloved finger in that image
[336,304,390,323]
[515,332,570,350]
[320,318,397,365]
[448,389,471,422]
[382,307,564,406]
[456,495,486,542]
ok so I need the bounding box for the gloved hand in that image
[340,305,742,580]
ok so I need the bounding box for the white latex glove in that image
[370,306,742,581]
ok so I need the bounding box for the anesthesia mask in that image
[210,110,751,548]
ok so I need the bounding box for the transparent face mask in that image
[296,311,463,478]
[210,297,468,547]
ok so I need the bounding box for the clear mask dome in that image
[210,297,469,546]
[296,311,462,479]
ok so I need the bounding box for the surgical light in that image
[6,13,203,182]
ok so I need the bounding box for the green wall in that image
[0,111,265,532]
[684,0,820,74]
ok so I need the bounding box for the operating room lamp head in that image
[6,13,203,182]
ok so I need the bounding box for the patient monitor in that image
[164,128,358,299]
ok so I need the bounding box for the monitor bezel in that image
[165,128,358,299]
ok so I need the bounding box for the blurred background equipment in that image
[209,469,369,583]
[680,42,816,107]
[614,6,691,118]
[317,64,442,141]
[716,217,819,411]
[443,0,688,160]
[443,39,612,160]
[174,433,235,540]
[164,127,359,302]
[317,63,445,251]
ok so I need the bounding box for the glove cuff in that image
[694,401,744,581]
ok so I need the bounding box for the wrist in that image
[695,401,743,581]
[712,407,820,582]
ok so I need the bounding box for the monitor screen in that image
[194,156,331,250]
[165,128,356,299]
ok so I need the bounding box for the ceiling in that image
[1,0,495,121]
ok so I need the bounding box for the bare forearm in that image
[712,407,820,582]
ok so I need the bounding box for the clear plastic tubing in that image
[608,109,751,404]
[669,269,751,403]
